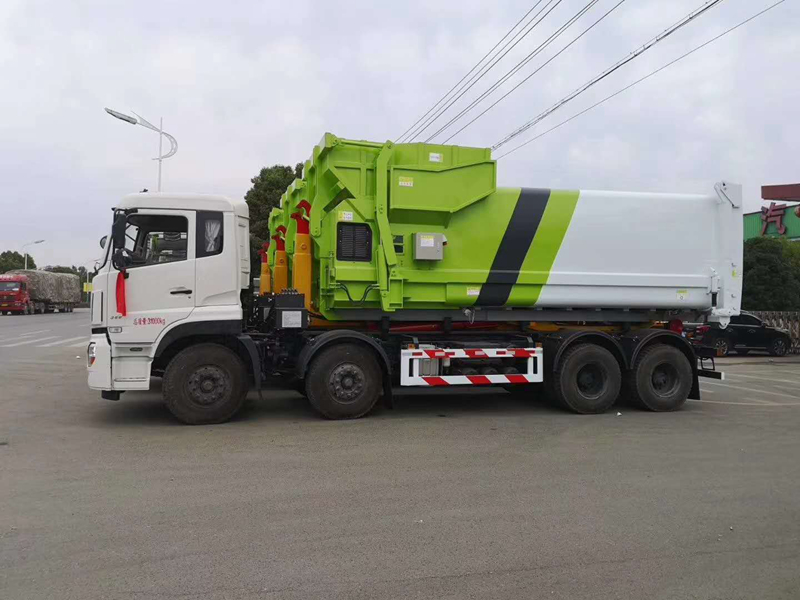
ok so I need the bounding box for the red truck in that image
[0,271,81,315]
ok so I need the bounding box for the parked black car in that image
[688,312,792,357]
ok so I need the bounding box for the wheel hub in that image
[187,365,229,406]
[328,364,365,404]
[576,363,606,398]
[651,363,679,397]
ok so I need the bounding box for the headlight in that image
[87,342,97,367]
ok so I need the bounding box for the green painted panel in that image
[509,189,580,306]
[744,206,800,241]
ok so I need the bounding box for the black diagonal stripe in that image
[475,188,550,307]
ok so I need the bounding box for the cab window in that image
[196,211,224,258]
[125,215,188,267]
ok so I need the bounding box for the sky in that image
[0,0,797,269]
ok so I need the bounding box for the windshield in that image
[0,282,21,292]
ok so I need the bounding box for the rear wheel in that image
[305,343,382,419]
[553,343,621,414]
[627,344,692,412]
[162,343,248,425]
[770,337,789,357]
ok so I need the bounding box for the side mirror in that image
[112,214,126,249]
[99,235,108,249]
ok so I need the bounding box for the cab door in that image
[109,209,196,345]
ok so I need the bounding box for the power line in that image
[496,0,787,160]
[424,0,603,143]
[492,0,728,150]
[395,1,547,144]
[436,0,626,144]
[402,0,565,143]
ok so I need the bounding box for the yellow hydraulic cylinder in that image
[291,200,313,311]
[258,242,272,295]
[272,226,288,294]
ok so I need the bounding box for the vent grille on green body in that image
[337,223,372,262]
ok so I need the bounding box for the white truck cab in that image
[88,193,250,396]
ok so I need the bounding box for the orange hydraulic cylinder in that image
[272,226,288,294]
[257,242,271,295]
[291,200,313,311]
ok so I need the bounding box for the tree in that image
[0,250,36,273]
[244,163,303,277]
[742,237,800,311]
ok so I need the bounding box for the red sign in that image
[761,202,787,235]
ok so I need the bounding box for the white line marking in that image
[39,336,89,347]
[698,387,716,393]
[689,399,800,407]
[770,383,800,394]
[701,380,800,400]
[1,336,59,347]
[68,340,90,347]
[19,329,50,337]
[728,373,800,386]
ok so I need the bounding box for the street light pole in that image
[158,117,164,192]
[22,239,45,270]
[104,108,178,192]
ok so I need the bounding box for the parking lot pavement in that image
[0,309,90,364]
[697,356,800,407]
[1,346,799,599]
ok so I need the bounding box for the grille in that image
[337,223,372,262]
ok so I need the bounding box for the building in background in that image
[744,184,800,241]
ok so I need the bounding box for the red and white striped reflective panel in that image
[400,347,543,387]
[420,373,537,386]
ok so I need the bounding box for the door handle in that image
[170,288,192,295]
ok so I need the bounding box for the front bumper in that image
[87,334,112,390]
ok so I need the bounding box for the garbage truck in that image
[1,270,81,314]
[87,134,742,424]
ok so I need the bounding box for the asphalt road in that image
[1,311,799,599]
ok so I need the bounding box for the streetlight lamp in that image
[22,239,45,270]
[104,108,178,192]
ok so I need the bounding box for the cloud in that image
[0,0,796,268]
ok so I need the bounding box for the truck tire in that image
[553,343,621,414]
[162,343,248,425]
[305,343,382,419]
[627,344,692,412]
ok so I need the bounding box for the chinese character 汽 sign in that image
[761,202,787,236]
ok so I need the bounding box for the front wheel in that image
[553,343,621,414]
[770,337,789,357]
[162,343,249,425]
[713,337,730,357]
[305,343,382,419]
[627,344,692,412]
